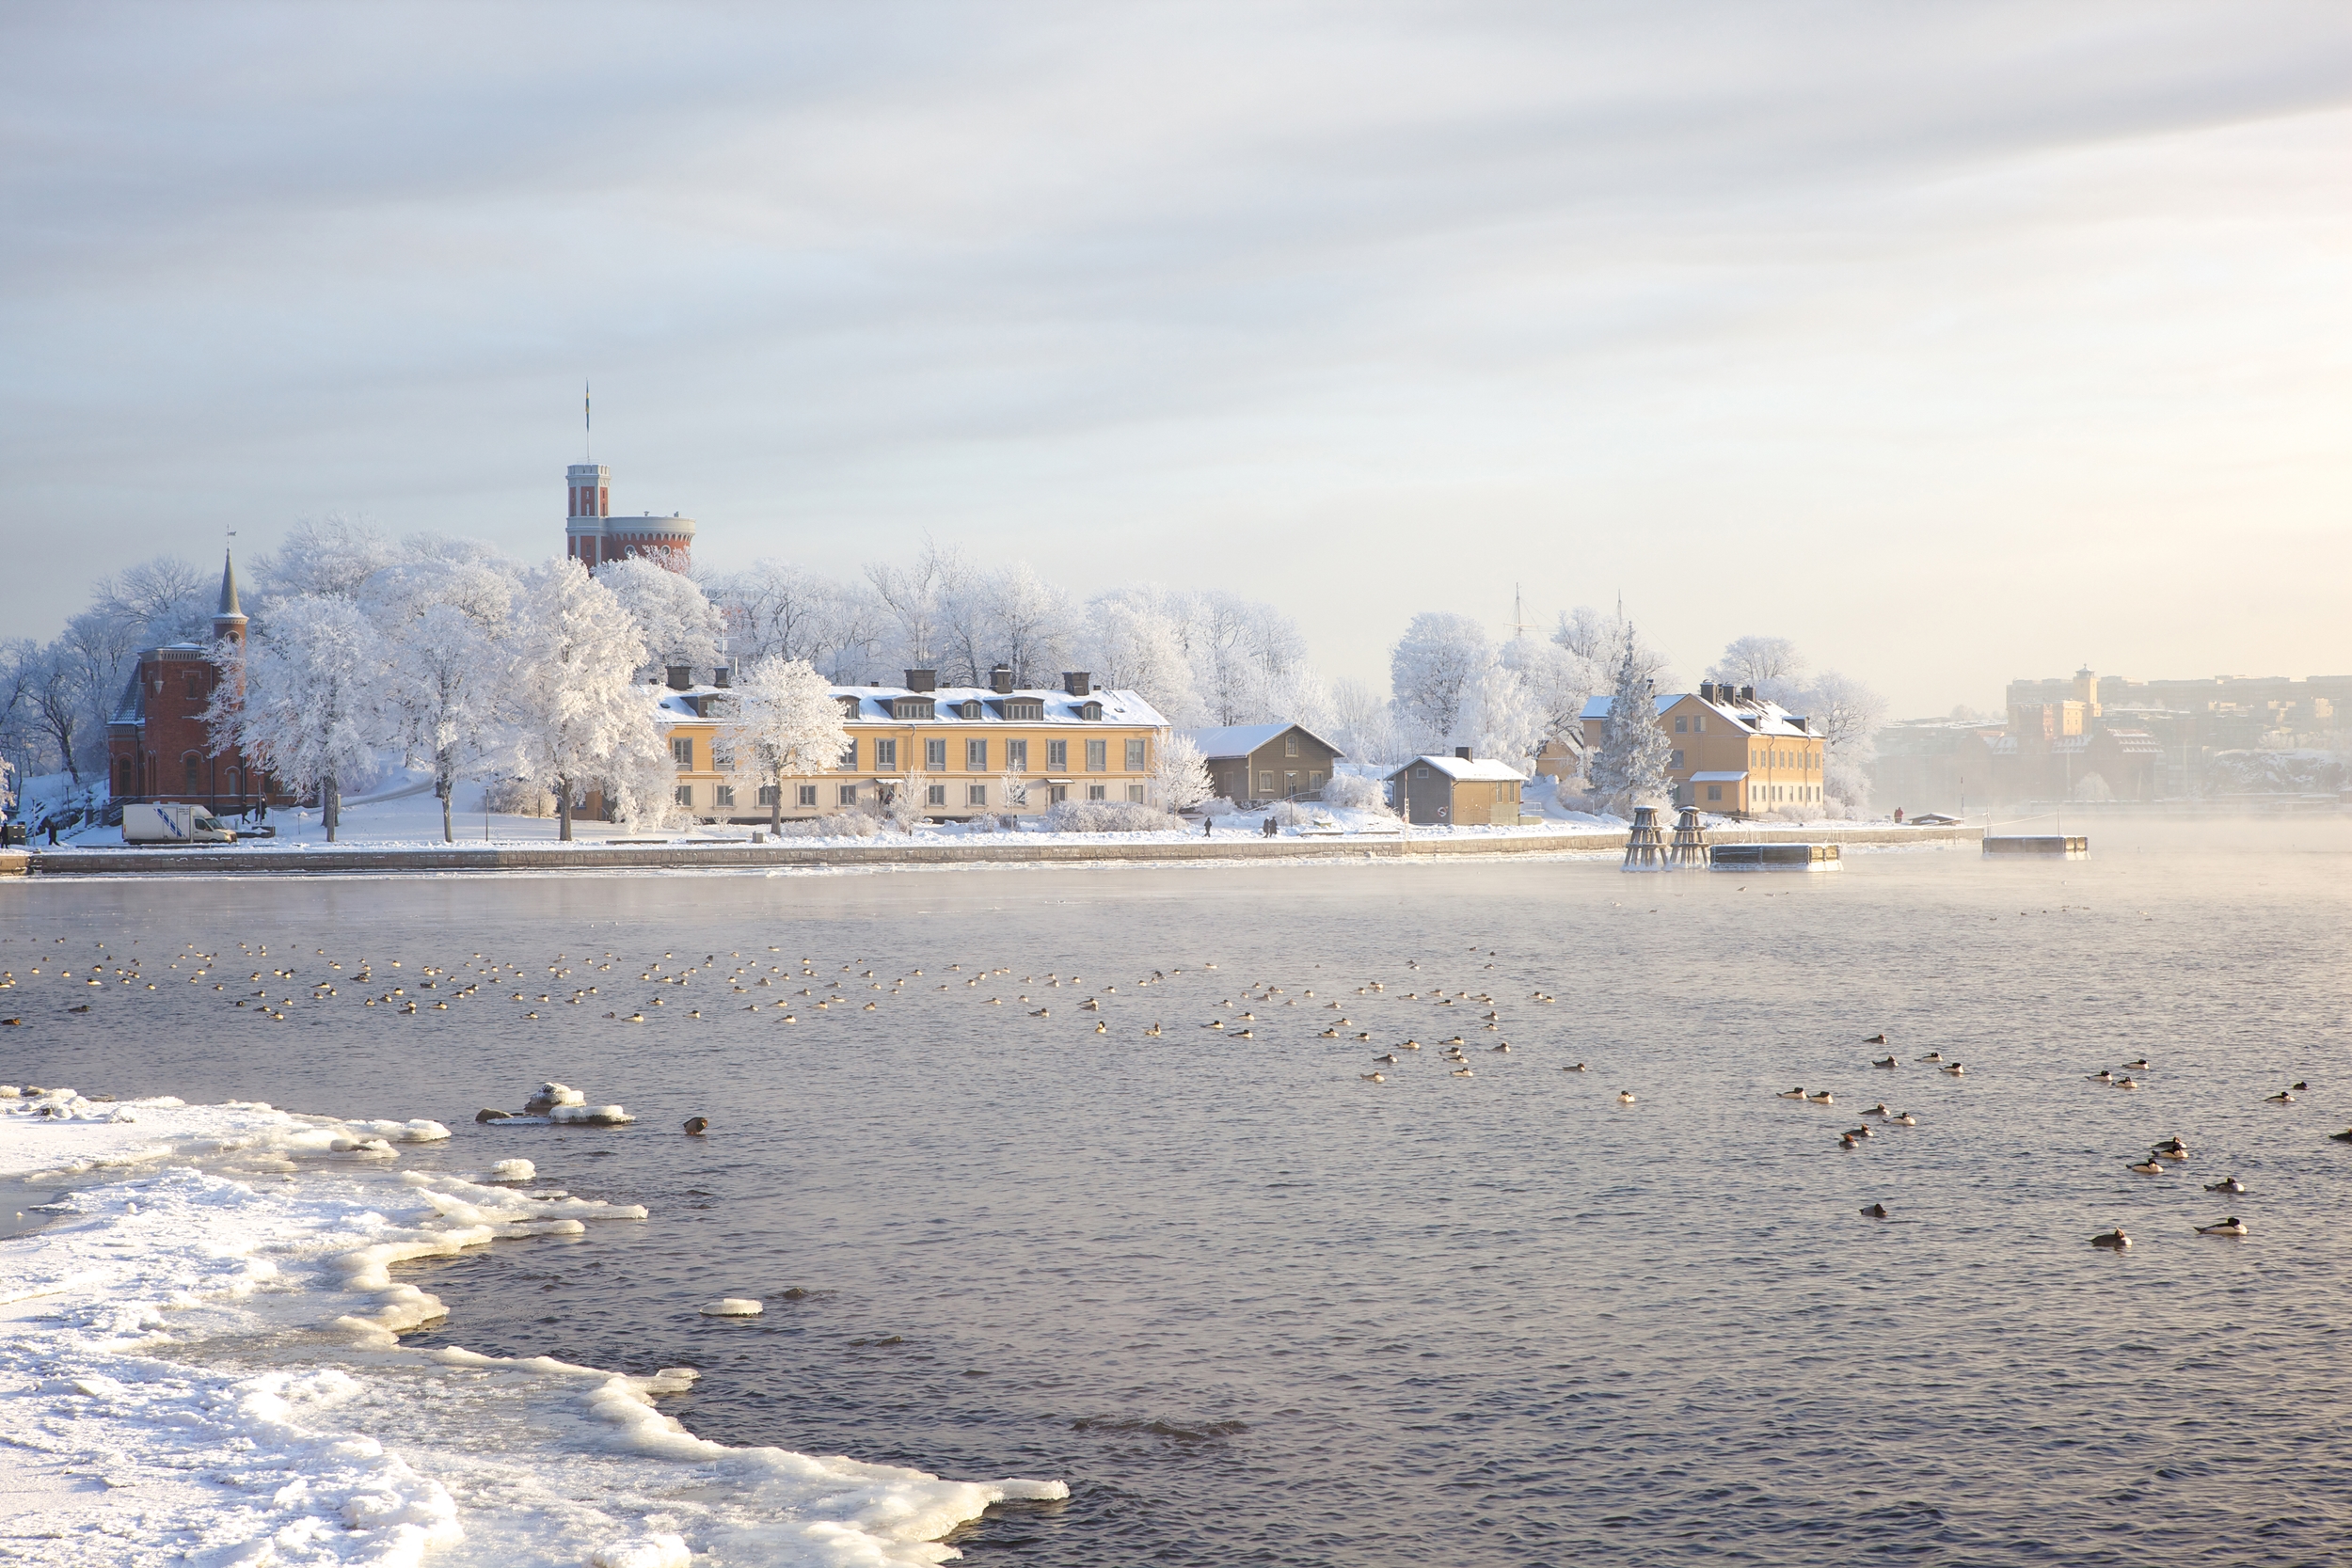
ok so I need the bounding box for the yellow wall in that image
[662,717,1166,818]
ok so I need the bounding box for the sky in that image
[4,1,2347,717]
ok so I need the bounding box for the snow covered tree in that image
[256,515,399,604]
[595,556,724,683]
[1591,626,1674,809]
[1795,669,1887,814]
[210,594,383,841]
[1555,605,1675,690]
[719,655,850,832]
[1152,733,1214,813]
[506,560,659,842]
[1462,659,1543,772]
[1390,611,1490,753]
[996,768,1030,811]
[1080,591,1201,723]
[1707,634,1807,704]
[378,593,510,843]
[888,770,932,831]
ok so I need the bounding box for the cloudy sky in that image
[5,2,2346,714]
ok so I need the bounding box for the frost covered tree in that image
[1390,612,1490,754]
[210,594,383,841]
[719,656,850,833]
[507,560,659,842]
[1152,733,1213,813]
[888,769,932,831]
[1555,605,1675,690]
[375,573,512,843]
[257,515,399,604]
[1503,638,1603,761]
[1080,592,1201,723]
[1796,670,1887,814]
[596,557,725,682]
[1590,626,1674,808]
[1462,660,1543,771]
[1326,676,1405,768]
[1707,635,1808,703]
[865,542,957,668]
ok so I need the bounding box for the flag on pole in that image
[585,380,592,436]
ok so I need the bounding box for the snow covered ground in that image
[0,1087,1065,1566]
[16,767,1892,857]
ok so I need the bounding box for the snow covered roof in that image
[1390,754,1527,783]
[1584,692,1817,738]
[1182,721,1343,761]
[650,684,1168,727]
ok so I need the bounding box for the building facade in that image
[1387,752,1528,826]
[105,553,283,811]
[655,668,1170,822]
[1581,683,1826,816]
[564,461,696,570]
[1182,722,1344,806]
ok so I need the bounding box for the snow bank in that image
[0,1089,1065,1566]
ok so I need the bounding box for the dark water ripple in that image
[5,816,2349,1565]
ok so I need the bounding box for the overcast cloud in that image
[4,1,2346,713]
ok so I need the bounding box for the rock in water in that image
[489,1159,535,1181]
[524,1082,587,1114]
[699,1298,763,1317]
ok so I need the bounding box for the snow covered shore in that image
[0,1090,1066,1566]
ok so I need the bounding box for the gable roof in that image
[1388,754,1527,784]
[1182,721,1343,761]
[1586,691,1818,738]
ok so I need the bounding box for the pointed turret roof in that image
[214,550,246,622]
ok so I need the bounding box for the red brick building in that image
[105,553,281,811]
[562,461,695,570]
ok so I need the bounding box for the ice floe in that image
[0,1087,1066,1565]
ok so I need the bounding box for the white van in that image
[121,802,237,845]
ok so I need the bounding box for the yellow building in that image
[656,668,1172,823]
[1581,682,1827,816]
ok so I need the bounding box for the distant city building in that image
[1581,683,1826,816]
[1387,751,1528,826]
[564,460,695,571]
[1873,666,2351,811]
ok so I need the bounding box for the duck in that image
[2196,1217,2247,1236]
[2126,1158,2165,1175]
[1940,1063,1965,1076]
[2090,1228,2131,1249]
[1871,1056,1898,1069]
[1453,1067,1475,1078]
[1887,1112,1917,1126]
[2265,1091,2294,1104]
[1777,1087,1807,1100]
[683,1117,708,1135]
[1860,1202,1890,1218]
[1032,1007,1052,1018]
[1916,1052,1943,1063]
[1864,1103,1893,1117]
[1400,1040,1422,1051]
[1360,1072,1386,1084]
[1095,1021,1108,1034]
[1564,1062,1586,1072]
[2328,1128,2352,1143]
[2115,1076,2141,1090]
[2087,1070,2113,1083]
[1863,1033,1889,1045]
[2152,1139,2187,1158]
[1805,1091,1835,1104]
[1144,1023,1162,1037]
[1838,1132,1860,1149]
[2292,1081,2309,1091]
[1489,1043,1511,1053]
[1616,1090,1636,1103]
[2205,1176,2245,1194]
[2122,1058,2150,1069]
[1845,1126,1873,1139]
[1374,1053,1399,1064]
[1320,1027,1340,1038]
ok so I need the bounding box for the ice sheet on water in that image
[0,1090,1066,1565]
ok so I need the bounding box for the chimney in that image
[904,669,936,692]
[1062,671,1090,697]
[1455,746,1472,760]
[665,665,691,691]
[1699,681,1714,703]
[991,664,1014,695]
[711,666,731,689]
[1740,685,1755,705]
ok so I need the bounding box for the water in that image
[7,817,2350,1565]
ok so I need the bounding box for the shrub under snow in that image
[1320,771,1393,814]
[1042,799,1184,833]
[771,811,884,839]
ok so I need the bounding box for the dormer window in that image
[891,697,935,721]
[1079,700,1103,721]
[961,700,983,720]
[837,696,861,720]
[996,699,1044,721]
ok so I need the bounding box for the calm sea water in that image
[8,816,2351,1565]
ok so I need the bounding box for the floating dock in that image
[1982,835,2089,858]
[1710,842,1841,871]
